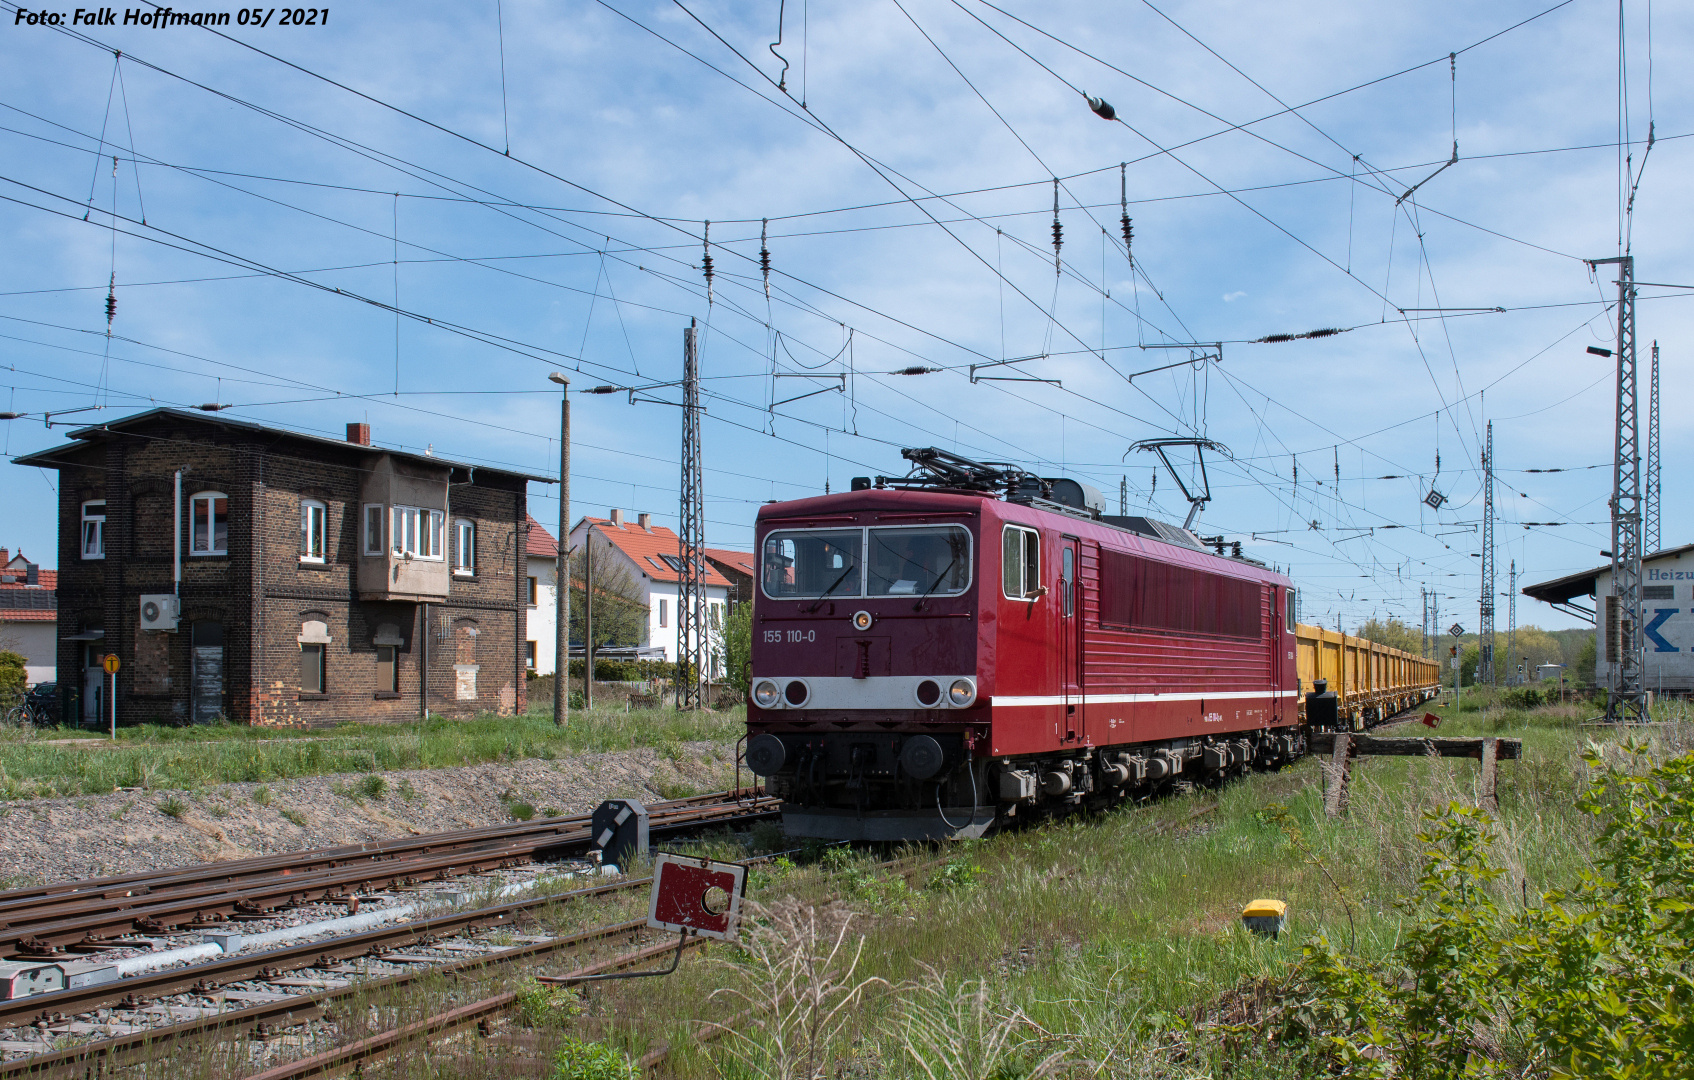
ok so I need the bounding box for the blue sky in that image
[1,0,1688,635]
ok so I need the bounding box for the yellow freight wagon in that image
[1294,624,1441,729]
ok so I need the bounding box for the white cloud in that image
[1223,291,1247,302]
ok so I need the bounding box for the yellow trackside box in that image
[1242,898,1287,938]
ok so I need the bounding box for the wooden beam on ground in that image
[1309,734,1521,760]
[1323,732,1354,819]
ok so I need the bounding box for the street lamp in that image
[549,372,570,727]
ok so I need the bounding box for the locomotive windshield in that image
[760,525,972,599]
[762,529,862,599]
[866,526,970,597]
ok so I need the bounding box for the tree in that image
[1355,617,1423,655]
[1507,626,1563,680]
[1573,635,1598,687]
[568,542,647,650]
[723,604,752,693]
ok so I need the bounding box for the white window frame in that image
[363,504,385,556]
[300,499,327,563]
[658,598,668,627]
[453,518,475,575]
[81,500,106,560]
[190,492,229,556]
[391,506,445,561]
[1001,524,1042,601]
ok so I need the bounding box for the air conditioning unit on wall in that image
[139,594,180,631]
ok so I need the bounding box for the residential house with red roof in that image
[569,510,741,678]
[0,549,56,686]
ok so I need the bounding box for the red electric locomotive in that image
[744,448,1305,841]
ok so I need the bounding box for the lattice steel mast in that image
[1591,255,1646,721]
[1478,422,1496,686]
[676,320,706,710]
[1646,340,1661,554]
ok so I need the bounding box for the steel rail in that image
[0,877,652,1027]
[0,790,749,909]
[1,797,777,951]
[238,937,717,1080]
[0,916,656,1079]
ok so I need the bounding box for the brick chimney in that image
[609,509,624,527]
[346,422,371,446]
[638,513,652,531]
[0,548,8,567]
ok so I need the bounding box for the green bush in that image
[0,651,25,698]
[551,1035,639,1080]
[1264,744,1694,1079]
[724,603,752,693]
[565,658,689,683]
[1498,686,1544,710]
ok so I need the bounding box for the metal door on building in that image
[191,621,224,725]
[82,643,104,726]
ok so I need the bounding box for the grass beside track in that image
[0,708,743,799]
[560,696,1693,1079]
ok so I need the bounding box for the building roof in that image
[1522,543,1694,605]
[0,550,55,622]
[11,408,556,484]
[576,516,733,588]
[525,514,559,558]
[702,547,756,580]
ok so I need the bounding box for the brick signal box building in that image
[16,409,548,728]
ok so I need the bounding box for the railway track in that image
[0,789,776,1074]
[0,791,776,954]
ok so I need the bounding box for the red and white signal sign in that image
[648,853,747,942]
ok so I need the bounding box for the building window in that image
[453,519,475,574]
[658,598,668,627]
[391,506,444,560]
[527,575,538,606]
[81,500,106,559]
[375,645,397,693]
[300,644,325,693]
[300,499,327,563]
[525,641,537,670]
[363,504,384,556]
[191,492,228,555]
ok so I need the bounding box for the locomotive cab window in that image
[1285,588,1296,633]
[762,529,864,599]
[867,526,970,597]
[1001,525,1041,600]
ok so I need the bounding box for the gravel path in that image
[0,742,739,886]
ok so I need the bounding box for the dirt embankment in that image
[0,742,738,886]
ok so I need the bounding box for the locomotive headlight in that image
[948,678,976,708]
[851,610,874,631]
[752,679,781,708]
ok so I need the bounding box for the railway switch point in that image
[1241,899,1288,939]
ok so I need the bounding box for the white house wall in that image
[525,554,559,677]
[0,622,56,685]
[1595,548,1694,692]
